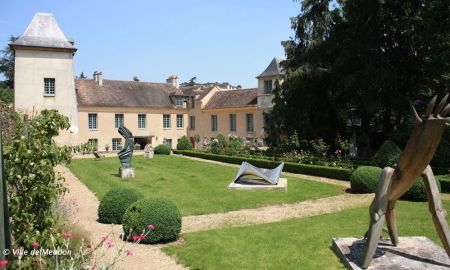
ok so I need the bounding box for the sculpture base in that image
[332,236,450,270]
[228,178,287,190]
[119,167,135,179]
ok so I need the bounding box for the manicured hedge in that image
[174,150,353,181]
[98,188,144,224]
[123,197,181,244]
[154,144,171,155]
[350,166,381,193]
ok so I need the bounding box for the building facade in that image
[12,13,284,151]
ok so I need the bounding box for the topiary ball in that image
[98,188,143,224]
[350,166,382,193]
[154,144,171,155]
[176,136,193,150]
[123,197,181,244]
[401,177,441,201]
[372,140,401,168]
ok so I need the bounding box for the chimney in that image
[166,75,179,88]
[93,71,103,86]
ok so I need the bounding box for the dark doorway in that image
[190,137,195,148]
[134,136,150,150]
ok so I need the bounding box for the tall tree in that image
[0,36,18,88]
[265,0,450,152]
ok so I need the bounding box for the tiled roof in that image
[180,86,215,100]
[11,13,76,51]
[76,79,179,108]
[204,89,257,109]
[256,57,285,78]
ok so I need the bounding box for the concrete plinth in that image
[119,167,135,179]
[228,178,287,190]
[332,236,450,270]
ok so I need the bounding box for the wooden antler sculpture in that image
[362,94,450,268]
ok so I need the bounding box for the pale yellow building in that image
[12,13,284,151]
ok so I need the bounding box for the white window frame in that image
[176,114,184,128]
[112,138,121,151]
[175,96,183,107]
[246,113,254,133]
[163,114,171,129]
[88,113,98,130]
[44,78,55,96]
[138,114,146,129]
[264,80,272,94]
[229,114,236,132]
[115,114,124,128]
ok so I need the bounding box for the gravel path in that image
[57,165,186,270]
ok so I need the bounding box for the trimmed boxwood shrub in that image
[98,188,143,224]
[350,166,441,201]
[174,150,353,180]
[372,140,401,168]
[154,144,171,155]
[123,198,181,244]
[350,166,382,193]
[176,136,193,150]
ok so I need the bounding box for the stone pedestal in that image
[144,151,154,159]
[228,178,288,190]
[332,236,450,270]
[119,167,135,179]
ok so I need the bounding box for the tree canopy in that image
[265,0,450,153]
[0,36,18,88]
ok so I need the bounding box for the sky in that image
[0,0,298,88]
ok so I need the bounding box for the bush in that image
[437,174,450,193]
[350,166,441,201]
[154,144,171,155]
[350,166,382,193]
[177,136,193,150]
[123,198,181,244]
[98,188,143,224]
[174,150,353,180]
[372,140,401,168]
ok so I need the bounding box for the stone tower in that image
[256,57,285,109]
[11,13,79,146]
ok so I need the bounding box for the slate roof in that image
[203,89,257,109]
[76,79,179,108]
[256,57,285,78]
[11,13,76,51]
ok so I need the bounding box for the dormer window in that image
[264,80,272,94]
[175,96,183,107]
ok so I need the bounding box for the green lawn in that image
[164,200,450,270]
[68,155,343,215]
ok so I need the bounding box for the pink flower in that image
[126,249,133,256]
[0,260,7,267]
[101,235,108,241]
[138,234,145,240]
[132,235,139,241]
[61,232,72,239]
[147,224,156,230]
[106,241,114,248]
[31,242,40,248]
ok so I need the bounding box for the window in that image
[246,113,254,132]
[176,114,184,128]
[88,113,97,130]
[229,114,236,132]
[190,116,195,130]
[88,139,98,150]
[44,78,55,96]
[191,97,195,108]
[163,139,172,148]
[163,114,171,129]
[112,138,121,151]
[211,115,217,132]
[138,114,146,129]
[264,80,272,94]
[175,96,183,107]
[115,114,124,128]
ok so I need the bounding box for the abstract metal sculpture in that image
[234,161,284,185]
[117,126,134,168]
[362,94,450,268]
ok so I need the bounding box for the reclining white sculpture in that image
[233,161,284,185]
